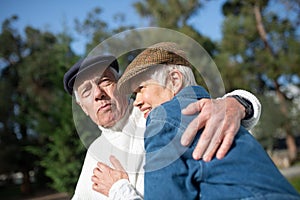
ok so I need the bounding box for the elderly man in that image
[63,55,261,199]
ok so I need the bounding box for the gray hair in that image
[146,64,197,88]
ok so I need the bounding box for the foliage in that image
[215,0,300,159]
[0,16,38,195]
[0,17,85,194]
[0,0,300,195]
[134,0,217,56]
[19,30,87,193]
[288,175,300,193]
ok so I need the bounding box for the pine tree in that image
[217,0,300,163]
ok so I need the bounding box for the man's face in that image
[75,68,128,128]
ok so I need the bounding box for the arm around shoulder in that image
[223,89,261,130]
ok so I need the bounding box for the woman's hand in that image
[91,155,129,196]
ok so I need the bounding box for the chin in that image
[99,117,118,128]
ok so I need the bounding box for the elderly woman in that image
[115,42,300,199]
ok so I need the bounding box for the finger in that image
[92,183,98,191]
[91,175,102,185]
[201,123,225,161]
[97,162,111,172]
[191,124,217,160]
[203,117,240,161]
[213,115,240,160]
[191,110,225,161]
[181,99,208,115]
[92,168,104,183]
[201,111,236,162]
[181,116,206,146]
[92,183,103,193]
[215,130,235,160]
[202,135,223,162]
[91,175,98,182]
[93,167,102,177]
[110,155,125,172]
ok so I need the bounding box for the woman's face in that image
[133,80,174,119]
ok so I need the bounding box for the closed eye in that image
[77,81,92,98]
[99,78,114,87]
[134,85,144,93]
[81,86,92,98]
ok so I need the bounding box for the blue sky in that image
[1,0,225,55]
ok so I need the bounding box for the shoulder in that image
[148,99,181,124]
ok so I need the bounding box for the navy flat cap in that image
[63,55,119,95]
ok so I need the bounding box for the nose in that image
[133,93,143,108]
[93,84,106,101]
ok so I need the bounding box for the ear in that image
[169,70,183,95]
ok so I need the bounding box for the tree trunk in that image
[275,82,297,162]
[253,2,275,57]
[21,170,32,195]
[253,1,297,163]
[286,133,297,161]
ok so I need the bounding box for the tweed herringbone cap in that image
[118,42,192,93]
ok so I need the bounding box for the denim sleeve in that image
[143,116,199,200]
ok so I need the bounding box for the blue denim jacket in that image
[144,86,299,200]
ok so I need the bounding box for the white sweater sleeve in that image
[71,151,108,199]
[109,179,143,200]
[72,149,144,200]
[223,89,261,130]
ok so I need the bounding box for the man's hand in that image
[91,155,129,196]
[181,97,245,161]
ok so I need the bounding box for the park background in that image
[1,0,300,199]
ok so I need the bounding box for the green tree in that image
[0,16,86,195]
[217,0,300,163]
[20,27,86,193]
[0,16,37,195]
[133,0,217,56]
[74,7,139,73]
